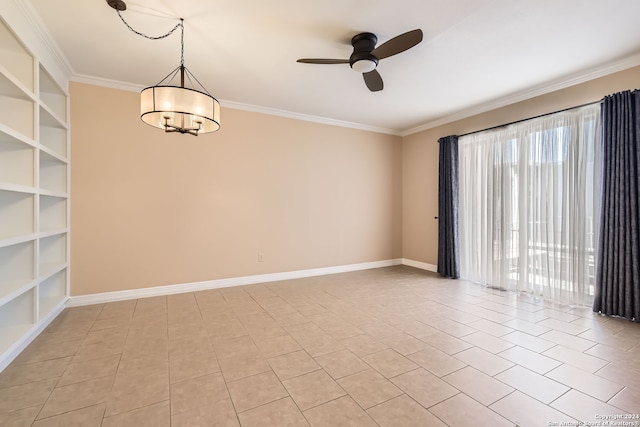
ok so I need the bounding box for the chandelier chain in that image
[116,9,182,40]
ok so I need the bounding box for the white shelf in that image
[0,182,37,194]
[0,189,35,240]
[0,240,35,304]
[39,229,68,239]
[39,233,67,276]
[39,65,66,123]
[38,270,66,320]
[0,280,36,310]
[39,124,67,160]
[0,19,34,93]
[39,144,67,165]
[39,103,66,129]
[0,233,37,249]
[0,74,35,140]
[0,135,35,187]
[39,263,67,281]
[39,151,67,194]
[0,288,35,355]
[0,67,34,102]
[0,122,36,147]
[39,195,67,232]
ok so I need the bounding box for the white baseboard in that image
[401,258,438,273]
[0,299,67,372]
[67,259,404,307]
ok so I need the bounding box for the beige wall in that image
[71,65,638,296]
[70,83,402,295]
[402,65,640,266]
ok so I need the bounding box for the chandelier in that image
[107,0,220,135]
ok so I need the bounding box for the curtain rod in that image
[457,98,602,138]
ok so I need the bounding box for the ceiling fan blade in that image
[297,58,350,64]
[363,69,383,92]
[371,29,423,60]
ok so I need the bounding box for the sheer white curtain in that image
[459,105,600,305]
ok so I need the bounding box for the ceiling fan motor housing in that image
[350,32,378,72]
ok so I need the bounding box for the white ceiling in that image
[27,0,640,134]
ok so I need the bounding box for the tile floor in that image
[1,266,639,426]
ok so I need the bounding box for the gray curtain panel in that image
[593,90,640,321]
[437,135,460,279]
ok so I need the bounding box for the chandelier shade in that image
[140,85,220,135]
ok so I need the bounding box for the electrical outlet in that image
[258,253,265,262]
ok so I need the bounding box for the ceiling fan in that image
[297,29,423,92]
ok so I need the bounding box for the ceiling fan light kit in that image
[351,59,377,73]
[106,0,220,135]
[297,29,423,92]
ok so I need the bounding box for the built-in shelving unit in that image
[0,13,69,370]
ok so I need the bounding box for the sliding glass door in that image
[458,105,600,305]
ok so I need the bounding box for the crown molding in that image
[401,53,640,137]
[221,100,402,136]
[71,73,148,93]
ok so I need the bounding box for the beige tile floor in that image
[1,266,639,426]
